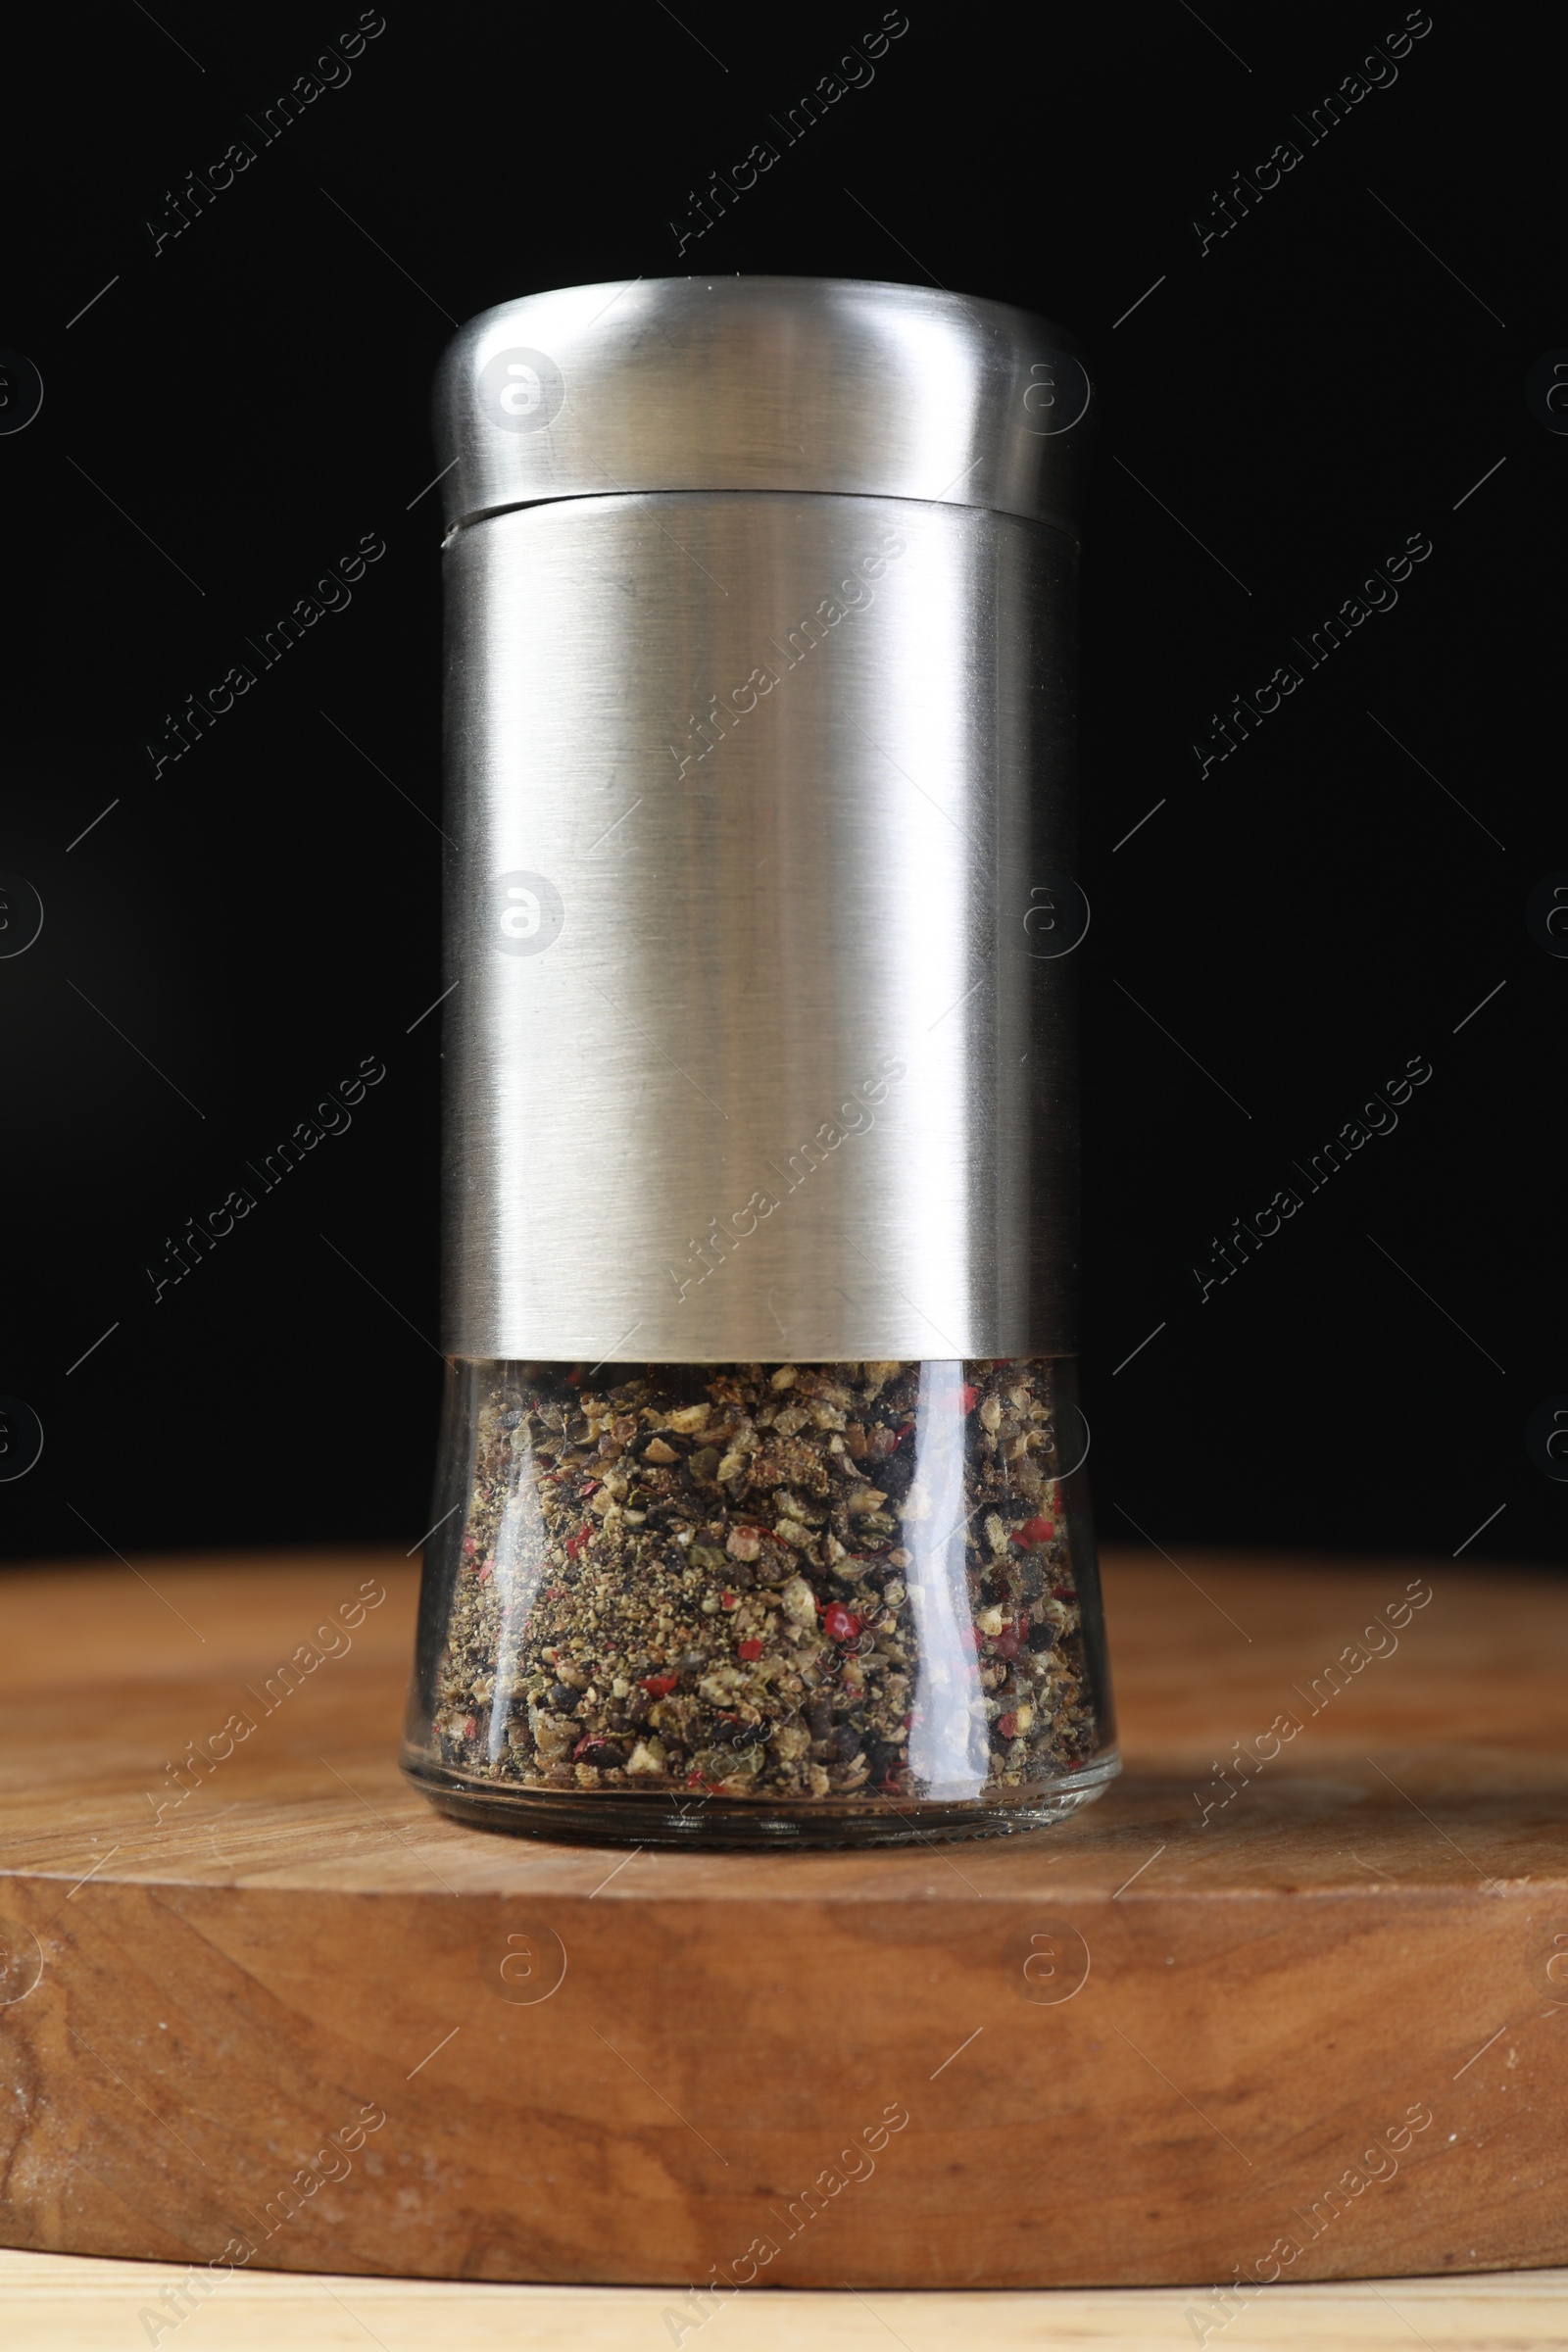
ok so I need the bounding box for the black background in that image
[1,0,1560,1573]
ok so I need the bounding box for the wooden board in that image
[1,1544,1564,2290]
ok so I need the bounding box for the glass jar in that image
[402,1355,1116,1844]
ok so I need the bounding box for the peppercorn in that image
[418,1357,1099,1811]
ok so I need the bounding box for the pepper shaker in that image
[402,275,1116,1844]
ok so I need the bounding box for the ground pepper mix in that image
[407,1358,1110,1816]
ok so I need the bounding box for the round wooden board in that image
[1,1544,1564,2288]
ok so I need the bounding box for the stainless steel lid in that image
[432,275,1093,537]
[436,275,1091,1367]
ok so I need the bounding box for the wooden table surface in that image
[2,2249,1565,2350]
[1,1543,1565,2318]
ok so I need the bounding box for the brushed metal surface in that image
[440,491,1081,1363]
[433,276,1092,539]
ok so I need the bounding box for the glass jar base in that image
[402,1748,1119,1848]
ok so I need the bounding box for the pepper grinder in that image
[402,275,1116,1845]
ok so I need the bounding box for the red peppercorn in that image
[719,1590,740,1611]
[737,1638,763,1661]
[463,1716,477,1740]
[821,1601,863,1643]
[998,1710,1019,1739]
[959,1384,979,1412]
[462,1536,477,1557]
[1013,1515,1055,1548]
[996,1626,1021,1659]
[641,1673,679,1697]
